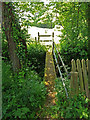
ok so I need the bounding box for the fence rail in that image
[71,59,90,98]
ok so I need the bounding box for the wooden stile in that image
[38,32,54,47]
[76,59,84,92]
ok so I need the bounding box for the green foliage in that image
[59,38,88,67]
[14,2,55,29]
[27,43,46,77]
[53,78,89,119]
[53,2,88,66]
[2,2,89,119]
[2,61,47,119]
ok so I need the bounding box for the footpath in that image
[39,49,57,119]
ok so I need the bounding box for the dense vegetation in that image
[1,1,90,119]
[54,78,89,119]
[2,43,47,119]
[2,60,46,119]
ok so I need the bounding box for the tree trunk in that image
[2,2,21,72]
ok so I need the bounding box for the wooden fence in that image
[70,59,90,99]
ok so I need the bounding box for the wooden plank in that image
[71,59,76,72]
[40,37,52,40]
[76,59,84,92]
[86,59,88,72]
[82,59,89,98]
[44,51,56,105]
[39,35,51,37]
[40,40,52,42]
[40,42,52,46]
[70,72,79,96]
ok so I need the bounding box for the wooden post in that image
[35,37,37,42]
[86,59,88,72]
[52,32,54,51]
[70,72,79,96]
[76,59,84,93]
[82,59,90,98]
[35,37,37,44]
[38,32,40,43]
[71,59,79,96]
[52,32,54,42]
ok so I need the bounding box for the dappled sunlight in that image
[2,2,89,119]
[50,61,53,64]
[48,92,57,98]
[42,50,57,117]
[44,81,49,86]
[45,73,47,77]
[47,67,50,70]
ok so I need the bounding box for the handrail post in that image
[52,32,54,42]
[52,32,54,51]
[38,32,40,43]
[35,37,37,44]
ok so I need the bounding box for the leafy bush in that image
[2,61,47,119]
[59,38,88,67]
[27,43,46,78]
[53,78,89,119]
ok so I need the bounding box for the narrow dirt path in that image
[39,49,57,119]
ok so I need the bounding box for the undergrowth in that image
[2,43,47,119]
[27,43,46,78]
[2,61,47,119]
[51,78,90,119]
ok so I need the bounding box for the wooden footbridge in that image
[35,32,70,118]
[35,32,90,118]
